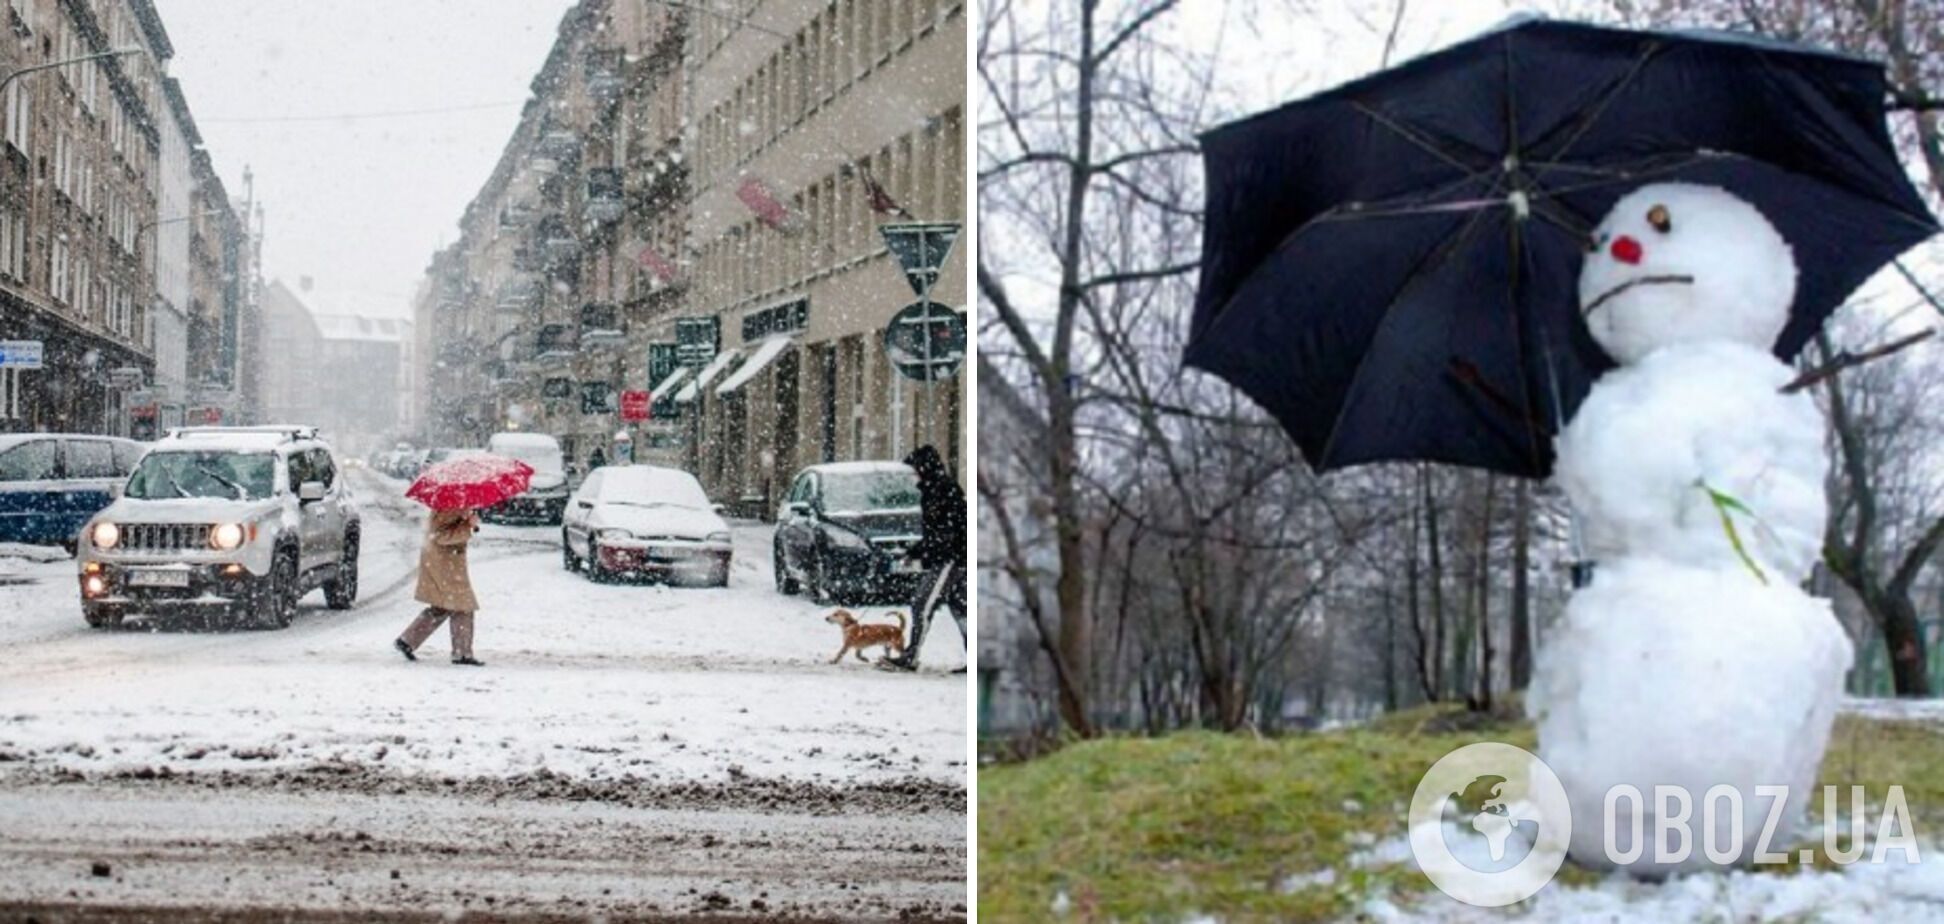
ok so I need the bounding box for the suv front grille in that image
[121,523,212,553]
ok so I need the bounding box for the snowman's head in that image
[1578,183,1797,365]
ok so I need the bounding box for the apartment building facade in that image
[677,0,966,513]
[416,0,966,516]
[0,0,167,433]
[0,0,257,436]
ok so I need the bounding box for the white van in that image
[484,432,570,524]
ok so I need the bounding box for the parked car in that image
[772,461,924,604]
[76,425,361,630]
[482,432,569,524]
[560,465,732,586]
[0,433,147,554]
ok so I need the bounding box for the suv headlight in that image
[210,522,247,551]
[91,522,120,550]
[706,530,731,544]
[596,528,635,542]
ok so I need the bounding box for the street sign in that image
[109,366,145,388]
[620,389,651,421]
[880,222,960,298]
[0,340,44,369]
[883,301,966,382]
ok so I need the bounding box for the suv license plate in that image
[128,570,191,588]
[894,558,925,575]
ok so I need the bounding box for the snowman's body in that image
[1529,184,1852,877]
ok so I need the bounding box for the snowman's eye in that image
[1647,204,1672,233]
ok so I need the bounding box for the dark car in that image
[773,462,924,604]
[0,434,146,554]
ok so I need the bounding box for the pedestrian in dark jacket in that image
[881,445,965,672]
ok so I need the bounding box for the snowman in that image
[1527,183,1853,877]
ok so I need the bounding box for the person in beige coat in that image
[394,508,484,666]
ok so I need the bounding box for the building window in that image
[53,134,70,197]
[3,79,27,152]
[50,240,70,304]
[0,210,21,280]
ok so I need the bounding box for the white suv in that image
[77,426,361,629]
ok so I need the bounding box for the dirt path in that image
[0,774,966,921]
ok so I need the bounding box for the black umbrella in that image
[1185,17,1937,479]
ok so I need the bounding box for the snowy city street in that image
[0,468,967,920]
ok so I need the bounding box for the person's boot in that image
[877,652,917,672]
[394,639,417,662]
[452,656,485,667]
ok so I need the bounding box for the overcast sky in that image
[151,0,577,319]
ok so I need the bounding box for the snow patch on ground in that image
[1843,697,1944,724]
[1332,830,1944,923]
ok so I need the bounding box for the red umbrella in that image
[406,454,535,511]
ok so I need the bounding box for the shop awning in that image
[649,365,690,400]
[715,336,795,396]
[673,348,741,403]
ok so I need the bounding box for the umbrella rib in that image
[1536,41,1666,164]
[1312,172,1498,222]
[1530,152,1710,199]
[1315,203,1498,469]
[1350,101,1487,177]
[1190,172,1497,349]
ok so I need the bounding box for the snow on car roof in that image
[0,433,134,451]
[596,465,711,508]
[153,431,298,452]
[488,432,560,450]
[806,461,915,477]
[0,434,54,453]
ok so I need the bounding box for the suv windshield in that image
[127,451,278,501]
[822,470,920,513]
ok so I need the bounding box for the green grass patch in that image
[977,705,1944,922]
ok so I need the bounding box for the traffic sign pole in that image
[878,223,963,448]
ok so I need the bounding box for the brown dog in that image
[825,609,908,664]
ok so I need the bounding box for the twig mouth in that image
[1582,274,1696,318]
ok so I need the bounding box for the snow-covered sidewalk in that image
[0,469,967,787]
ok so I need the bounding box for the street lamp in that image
[0,47,145,95]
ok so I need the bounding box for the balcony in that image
[536,323,578,359]
[498,201,537,230]
[495,276,541,313]
[538,123,581,162]
[580,302,623,347]
[585,50,622,102]
[585,167,624,224]
[539,216,580,263]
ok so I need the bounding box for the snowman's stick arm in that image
[1780,328,1935,395]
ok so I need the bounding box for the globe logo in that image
[1409,743,1572,907]
[1442,774,1540,873]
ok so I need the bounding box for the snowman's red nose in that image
[1610,235,1643,265]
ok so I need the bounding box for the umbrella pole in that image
[1540,336,1594,590]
